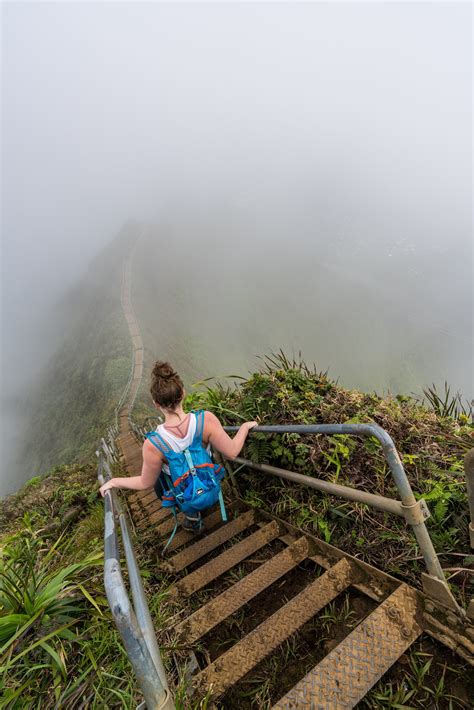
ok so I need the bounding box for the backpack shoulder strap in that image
[145,430,172,456]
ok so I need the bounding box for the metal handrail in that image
[98,448,174,709]
[224,423,447,584]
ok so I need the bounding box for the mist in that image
[1,2,472,495]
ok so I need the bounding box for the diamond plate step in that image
[193,557,355,699]
[272,583,422,709]
[165,509,229,553]
[174,520,281,596]
[165,510,255,573]
[176,536,309,643]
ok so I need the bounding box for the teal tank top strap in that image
[145,430,172,456]
[192,410,205,445]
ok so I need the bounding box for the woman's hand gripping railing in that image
[98,448,175,709]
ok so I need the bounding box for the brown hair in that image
[150,361,184,409]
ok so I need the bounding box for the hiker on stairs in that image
[99,361,257,535]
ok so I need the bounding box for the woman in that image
[99,361,257,528]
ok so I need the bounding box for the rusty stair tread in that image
[133,499,170,519]
[130,497,168,515]
[122,450,142,462]
[272,583,422,710]
[137,490,159,505]
[129,487,154,499]
[134,505,172,528]
[127,490,154,505]
[193,557,355,698]
[165,510,255,573]
[175,520,281,597]
[176,536,310,643]
[165,506,237,552]
[152,505,228,537]
[149,507,227,541]
[123,454,142,466]
[143,498,167,513]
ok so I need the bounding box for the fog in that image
[1,2,472,495]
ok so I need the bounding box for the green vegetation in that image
[0,461,183,708]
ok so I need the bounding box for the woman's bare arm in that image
[204,411,257,460]
[99,440,163,496]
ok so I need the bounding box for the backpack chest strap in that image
[183,448,196,475]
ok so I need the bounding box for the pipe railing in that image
[98,447,174,709]
[225,423,447,584]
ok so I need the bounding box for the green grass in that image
[0,457,180,709]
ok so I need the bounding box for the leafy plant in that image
[423,382,472,422]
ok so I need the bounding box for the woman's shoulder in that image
[143,436,164,458]
[202,410,219,422]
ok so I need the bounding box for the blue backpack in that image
[145,410,227,550]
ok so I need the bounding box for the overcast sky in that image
[1,1,472,491]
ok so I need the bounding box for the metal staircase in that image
[126,477,473,708]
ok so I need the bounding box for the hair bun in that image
[152,361,176,381]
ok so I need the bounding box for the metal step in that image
[175,520,281,596]
[164,508,231,551]
[129,495,163,512]
[134,503,172,528]
[143,498,168,515]
[128,489,156,506]
[165,510,255,573]
[164,506,232,552]
[153,506,229,539]
[138,490,158,506]
[272,583,422,709]
[193,557,355,699]
[176,536,309,643]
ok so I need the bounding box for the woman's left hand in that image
[99,479,115,497]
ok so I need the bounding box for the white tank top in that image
[155,413,210,476]
[155,414,197,453]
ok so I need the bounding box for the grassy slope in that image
[0,460,168,708]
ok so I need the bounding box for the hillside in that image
[12,223,139,482]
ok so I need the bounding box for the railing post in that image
[464,449,474,549]
[374,426,447,582]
